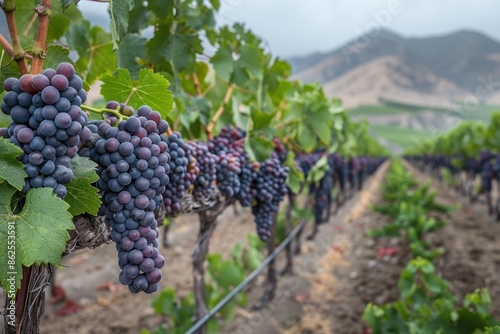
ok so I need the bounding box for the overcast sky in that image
[79,0,500,58]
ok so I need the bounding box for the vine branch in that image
[1,0,29,74]
[206,84,234,138]
[0,33,14,57]
[193,72,202,95]
[81,104,129,123]
[31,0,52,74]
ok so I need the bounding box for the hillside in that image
[289,29,500,108]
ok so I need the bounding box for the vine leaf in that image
[0,50,21,94]
[64,156,100,217]
[117,34,148,79]
[147,28,202,72]
[43,45,73,70]
[0,186,74,293]
[211,47,234,82]
[285,151,304,194]
[66,21,116,85]
[60,0,80,11]
[308,156,329,184]
[245,136,274,162]
[109,0,134,49]
[0,138,27,191]
[100,68,173,117]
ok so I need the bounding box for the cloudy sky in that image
[79,0,500,58]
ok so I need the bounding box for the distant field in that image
[369,124,435,149]
[348,105,410,116]
[349,103,500,121]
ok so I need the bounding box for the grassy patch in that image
[369,124,435,149]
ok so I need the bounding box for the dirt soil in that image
[23,160,500,333]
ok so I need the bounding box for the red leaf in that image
[331,245,345,256]
[291,294,310,303]
[376,247,400,257]
[48,285,66,304]
[55,300,81,317]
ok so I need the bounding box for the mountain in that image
[289,29,500,108]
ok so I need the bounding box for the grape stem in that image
[275,100,287,120]
[1,0,29,74]
[81,104,129,123]
[0,33,14,57]
[193,73,202,95]
[31,0,52,75]
[206,84,234,139]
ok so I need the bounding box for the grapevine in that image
[0,1,389,333]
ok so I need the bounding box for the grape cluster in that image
[296,152,322,178]
[1,63,89,198]
[348,157,360,189]
[82,107,169,293]
[238,161,259,207]
[310,165,333,224]
[208,127,257,205]
[329,153,347,193]
[189,141,218,197]
[252,154,289,240]
[162,132,196,215]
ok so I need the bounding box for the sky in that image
[78,0,500,58]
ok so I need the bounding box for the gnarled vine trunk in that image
[192,199,232,334]
[2,214,110,334]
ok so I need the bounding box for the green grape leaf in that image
[146,0,174,23]
[64,156,100,217]
[0,186,73,293]
[151,287,178,316]
[219,299,237,323]
[213,262,244,288]
[43,44,73,70]
[147,28,203,72]
[66,21,116,85]
[109,0,134,49]
[236,44,264,79]
[251,108,275,131]
[117,34,148,80]
[245,136,274,162]
[0,138,27,191]
[0,50,21,93]
[285,151,304,194]
[298,126,316,152]
[246,247,262,271]
[308,156,329,184]
[211,47,234,82]
[209,0,220,10]
[60,0,80,11]
[100,68,173,117]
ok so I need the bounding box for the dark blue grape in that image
[41,86,60,104]
[38,120,57,137]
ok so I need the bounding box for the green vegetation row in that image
[405,112,500,159]
[363,159,500,333]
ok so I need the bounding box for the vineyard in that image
[0,1,500,334]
